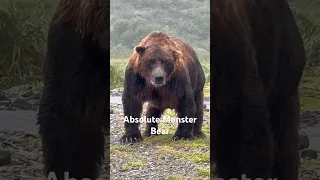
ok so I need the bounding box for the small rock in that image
[300,169,319,180]
[0,105,6,110]
[6,106,16,111]
[0,91,9,101]
[0,148,11,166]
[29,99,40,106]
[115,92,122,96]
[21,90,34,98]
[299,131,310,150]
[16,151,38,161]
[30,92,42,100]
[110,108,114,114]
[10,98,33,110]
[301,148,318,159]
[37,156,43,163]
[0,100,11,106]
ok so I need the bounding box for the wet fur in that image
[121,32,206,142]
[211,0,305,179]
[37,0,110,179]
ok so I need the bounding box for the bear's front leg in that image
[120,94,143,143]
[173,89,196,140]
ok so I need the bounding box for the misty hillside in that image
[110,0,210,59]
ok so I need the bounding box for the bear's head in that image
[134,44,181,88]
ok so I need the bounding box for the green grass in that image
[166,175,185,180]
[121,161,147,171]
[301,159,320,169]
[180,152,210,163]
[299,76,320,111]
[110,60,127,89]
[110,145,135,153]
[198,167,210,177]
[0,0,47,90]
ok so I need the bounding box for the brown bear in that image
[211,0,305,180]
[120,32,206,143]
[37,0,110,179]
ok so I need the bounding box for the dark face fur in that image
[135,45,177,88]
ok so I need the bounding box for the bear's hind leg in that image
[143,103,164,137]
[173,89,196,140]
[193,90,206,138]
[38,112,104,180]
[271,90,300,180]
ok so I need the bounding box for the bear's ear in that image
[135,46,146,55]
[171,49,182,61]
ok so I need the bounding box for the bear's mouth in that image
[150,80,166,88]
[154,84,164,88]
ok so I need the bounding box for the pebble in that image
[300,131,311,150]
[301,149,318,160]
[10,98,33,110]
[0,148,11,166]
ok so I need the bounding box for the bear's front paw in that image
[120,131,143,143]
[193,131,206,139]
[172,131,194,141]
[143,131,152,138]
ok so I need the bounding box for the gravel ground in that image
[110,102,211,180]
[0,130,110,180]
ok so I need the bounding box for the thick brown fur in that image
[121,32,206,143]
[53,0,109,48]
[37,0,110,179]
[211,0,305,180]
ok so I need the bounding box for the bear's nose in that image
[155,76,164,84]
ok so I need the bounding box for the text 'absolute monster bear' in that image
[37,0,110,180]
[120,32,206,143]
[211,0,306,180]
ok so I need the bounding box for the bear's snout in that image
[151,66,167,87]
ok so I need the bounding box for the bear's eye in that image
[150,59,156,63]
[161,60,170,64]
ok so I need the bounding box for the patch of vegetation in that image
[131,154,149,159]
[299,76,320,111]
[180,152,210,163]
[143,123,210,163]
[198,167,210,177]
[121,161,147,171]
[300,96,320,111]
[143,124,209,145]
[163,109,177,118]
[0,0,47,89]
[110,145,135,153]
[110,60,127,89]
[203,85,210,98]
[301,159,320,168]
[166,175,185,180]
